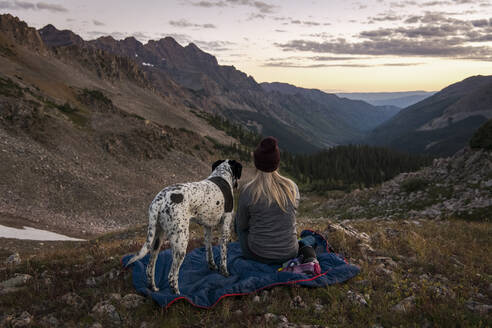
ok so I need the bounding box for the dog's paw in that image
[208,262,218,271]
[151,286,160,292]
[220,267,229,277]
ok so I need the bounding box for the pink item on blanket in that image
[279,260,321,276]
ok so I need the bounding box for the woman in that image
[234,136,300,264]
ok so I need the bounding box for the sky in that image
[1,0,491,92]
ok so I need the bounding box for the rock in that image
[375,264,395,279]
[10,311,33,327]
[0,314,14,327]
[5,253,21,265]
[429,285,455,299]
[465,299,492,314]
[91,301,121,323]
[233,310,243,316]
[40,271,53,285]
[0,274,32,289]
[86,277,97,287]
[60,292,86,309]
[347,291,368,306]
[372,256,398,268]
[108,293,122,302]
[313,303,324,312]
[121,293,145,309]
[384,228,400,238]
[261,289,269,301]
[290,295,306,308]
[89,323,103,328]
[392,295,416,313]
[264,313,278,322]
[139,322,149,328]
[252,295,260,303]
[39,314,59,327]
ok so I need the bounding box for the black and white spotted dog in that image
[125,159,242,294]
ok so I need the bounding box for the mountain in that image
[337,91,435,108]
[261,82,401,133]
[0,13,239,236]
[38,24,399,152]
[366,75,492,156]
[38,25,322,153]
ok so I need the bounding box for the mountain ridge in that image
[337,91,435,108]
[37,21,403,152]
[366,75,492,156]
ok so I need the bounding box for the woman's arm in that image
[234,191,250,233]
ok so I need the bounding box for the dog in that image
[125,159,242,294]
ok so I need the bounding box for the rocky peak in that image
[38,24,85,47]
[0,14,47,54]
[94,35,117,44]
[121,36,143,49]
[184,42,218,66]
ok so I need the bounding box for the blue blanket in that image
[121,230,360,308]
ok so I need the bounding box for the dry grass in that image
[0,218,491,327]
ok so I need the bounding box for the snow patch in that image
[142,62,154,67]
[0,225,85,241]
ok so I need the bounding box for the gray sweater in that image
[235,185,299,261]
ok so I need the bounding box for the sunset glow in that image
[2,0,491,92]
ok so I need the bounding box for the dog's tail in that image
[124,205,159,268]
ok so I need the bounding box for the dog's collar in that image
[208,176,233,213]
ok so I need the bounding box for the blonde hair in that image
[243,170,298,212]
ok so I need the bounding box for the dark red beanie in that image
[254,136,280,172]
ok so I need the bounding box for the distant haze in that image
[1,0,491,91]
[337,91,436,108]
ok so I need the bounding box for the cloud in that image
[287,19,322,26]
[246,13,265,20]
[262,60,423,68]
[389,1,417,8]
[86,30,107,38]
[131,31,152,41]
[368,13,402,22]
[0,0,67,12]
[190,0,226,7]
[193,40,235,51]
[92,19,105,26]
[276,12,492,62]
[164,33,192,44]
[310,56,370,61]
[0,0,35,9]
[277,38,492,61]
[36,2,67,12]
[189,0,277,14]
[169,19,216,29]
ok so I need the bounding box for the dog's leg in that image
[219,213,232,277]
[204,226,218,271]
[168,224,189,295]
[146,224,164,292]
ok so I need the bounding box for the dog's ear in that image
[228,160,242,180]
[212,160,225,172]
